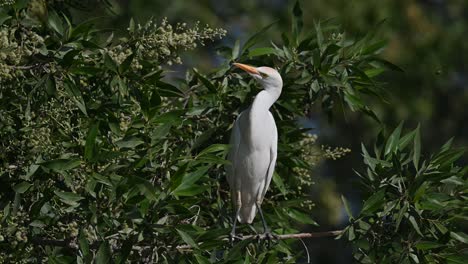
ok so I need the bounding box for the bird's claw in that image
[229,233,243,245]
[255,230,278,247]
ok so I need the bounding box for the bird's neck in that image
[251,89,280,111]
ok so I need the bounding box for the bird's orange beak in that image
[233,63,259,75]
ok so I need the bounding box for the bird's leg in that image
[255,201,278,245]
[230,192,243,244]
[230,207,241,242]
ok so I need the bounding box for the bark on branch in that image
[244,230,343,240]
[175,230,343,250]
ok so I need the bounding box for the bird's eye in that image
[259,72,269,78]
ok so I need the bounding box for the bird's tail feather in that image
[238,204,257,224]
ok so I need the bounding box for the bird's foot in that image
[255,230,279,247]
[229,232,243,245]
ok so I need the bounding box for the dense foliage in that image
[340,124,467,263]
[0,0,466,263]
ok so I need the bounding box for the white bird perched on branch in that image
[226,63,283,240]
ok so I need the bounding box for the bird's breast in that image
[245,110,276,151]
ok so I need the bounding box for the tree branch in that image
[175,230,343,250]
[9,64,42,70]
[229,230,344,241]
[31,230,343,252]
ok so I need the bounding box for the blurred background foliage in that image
[0,0,466,263]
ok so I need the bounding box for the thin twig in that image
[9,64,42,70]
[299,238,310,264]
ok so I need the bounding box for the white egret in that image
[226,63,283,239]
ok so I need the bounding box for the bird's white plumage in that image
[226,65,282,224]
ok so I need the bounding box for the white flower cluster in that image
[0,0,15,7]
[105,44,143,70]
[321,145,351,160]
[292,133,351,189]
[293,134,319,187]
[0,26,44,81]
[132,18,227,65]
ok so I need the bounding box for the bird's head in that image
[233,63,283,92]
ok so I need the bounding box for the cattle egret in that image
[226,63,283,240]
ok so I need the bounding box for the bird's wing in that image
[226,112,243,189]
[259,113,278,204]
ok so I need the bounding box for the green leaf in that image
[41,159,81,171]
[29,220,45,228]
[414,241,443,250]
[169,163,189,191]
[232,39,240,59]
[444,254,468,264]
[341,195,354,220]
[48,10,64,36]
[368,57,404,72]
[119,53,135,74]
[176,229,198,249]
[151,124,171,141]
[84,122,99,161]
[96,241,111,264]
[247,47,277,57]
[384,121,404,156]
[348,225,356,241]
[344,89,365,111]
[62,50,80,67]
[315,21,324,50]
[13,182,32,194]
[115,137,144,149]
[104,53,118,73]
[450,232,468,244]
[398,130,415,150]
[64,79,87,116]
[413,124,421,170]
[434,148,465,169]
[128,18,135,33]
[362,40,388,55]
[198,144,229,156]
[441,137,454,152]
[78,230,90,260]
[194,69,217,93]
[0,13,11,26]
[195,254,211,264]
[117,238,133,264]
[155,81,185,97]
[272,172,287,195]
[361,189,385,214]
[361,143,376,171]
[287,208,319,226]
[408,215,423,236]
[173,185,207,196]
[173,166,210,196]
[45,75,56,96]
[440,176,464,185]
[395,202,409,231]
[136,182,159,201]
[54,190,84,205]
[152,110,183,124]
[409,253,419,264]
